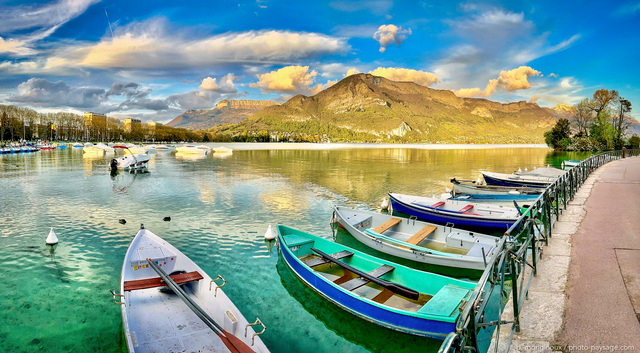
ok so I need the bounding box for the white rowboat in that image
[334,206,499,270]
[116,225,269,353]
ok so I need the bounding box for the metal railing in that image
[439,149,640,353]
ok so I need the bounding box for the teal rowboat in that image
[277,225,476,339]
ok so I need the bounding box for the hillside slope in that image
[211,74,556,143]
[167,100,279,130]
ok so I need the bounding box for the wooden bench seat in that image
[404,225,438,246]
[304,250,353,268]
[459,205,474,213]
[340,264,395,291]
[372,218,402,234]
[124,271,204,291]
[431,201,445,208]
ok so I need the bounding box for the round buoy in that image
[264,223,277,240]
[119,219,126,225]
[525,167,528,172]
[46,227,58,245]
[380,197,389,210]
[163,217,171,222]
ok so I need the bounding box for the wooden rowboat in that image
[277,224,476,339]
[114,225,269,353]
[389,192,520,232]
[451,178,542,196]
[479,170,555,188]
[334,206,499,270]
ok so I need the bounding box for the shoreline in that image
[203,142,551,151]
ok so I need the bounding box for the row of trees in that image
[545,89,637,151]
[0,104,203,143]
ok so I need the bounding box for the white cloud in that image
[45,19,349,71]
[373,24,411,53]
[346,68,360,76]
[613,2,640,17]
[199,74,238,93]
[369,67,440,87]
[549,73,558,78]
[0,0,99,33]
[9,78,107,108]
[455,66,540,97]
[560,78,573,89]
[250,65,323,95]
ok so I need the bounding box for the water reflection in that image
[175,151,207,161]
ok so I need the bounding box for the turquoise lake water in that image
[0,145,590,352]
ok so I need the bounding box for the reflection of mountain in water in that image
[276,255,441,353]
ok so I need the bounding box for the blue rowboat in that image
[277,225,476,340]
[389,192,520,232]
[479,171,554,188]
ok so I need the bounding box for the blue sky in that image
[0,0,638,123]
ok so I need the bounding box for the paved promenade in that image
[490,156,640,352]
[558,156,640,349]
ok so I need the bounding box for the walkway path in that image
[490,156,640,352]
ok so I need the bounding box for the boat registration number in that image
[132,264,149,271]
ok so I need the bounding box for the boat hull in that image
[334,208,494,270]
[389,194,516,232]
[279,238,456,339]
[481,173,549,188]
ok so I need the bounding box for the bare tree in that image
[573,98,595,136]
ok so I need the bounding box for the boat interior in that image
[283,233,472,319]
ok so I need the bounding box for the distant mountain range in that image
[206,74,557,143]
[167,99,279,130]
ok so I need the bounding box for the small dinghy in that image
[389,192,520,231]
[479,170,556,188]
[514,167,565,178]
[277,225,476,339]
[115,225,268,353]
[334,206,499,270]
[562,160,580,170]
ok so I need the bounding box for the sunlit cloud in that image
[0,0,99,33]
[369,67,440,87]
[373,24,411,53]
[250,65,323,95]
[199,74,238,93]
[455,66,540,97]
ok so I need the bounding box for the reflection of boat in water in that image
[175,151,207,161]
[116,225,269,353]
[275,255,442,353]
[277,224,476,340]
[213,146,233,154]
[212,152,233,159]
[176,144,211,154]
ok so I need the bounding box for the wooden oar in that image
[146,259,254,353]
[310,248,420,300]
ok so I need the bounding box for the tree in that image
[612,98,632,150]
[545,118,572,150]
[591,89,619,117]
[629,134,640,149]
[573,98,595,137]
[202,133,210,142]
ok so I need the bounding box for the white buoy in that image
[518,167,522,172]
[46,227,58,245]
[533,166,537,170]
[476,177,483,185]
[525,167,528,171]
[380,197,389,210]
[264,223,277,240]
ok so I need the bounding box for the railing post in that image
[622,147,626,158]
[511,252,520,332]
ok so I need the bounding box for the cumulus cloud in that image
[46,19,349,71]
[529,96,540,103]
[9,78,107,108]
[454,66,540,97]
[373,24,411,53]
[199,74,238,93]
[250,65,323,95]
[549,73,558,78]
[369,67,440,87]
[346,68,360,76]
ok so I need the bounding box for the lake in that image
[0,144,589,352]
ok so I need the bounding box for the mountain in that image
[544,103,576,119]
[167,100,279,130]
[211,73,557,144]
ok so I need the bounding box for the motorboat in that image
[334,206,499,270]
[83,143,105,154]
[110,151,151,171]
[114,225,269,352]
[213,146,233,154]
[175,144,211,155]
